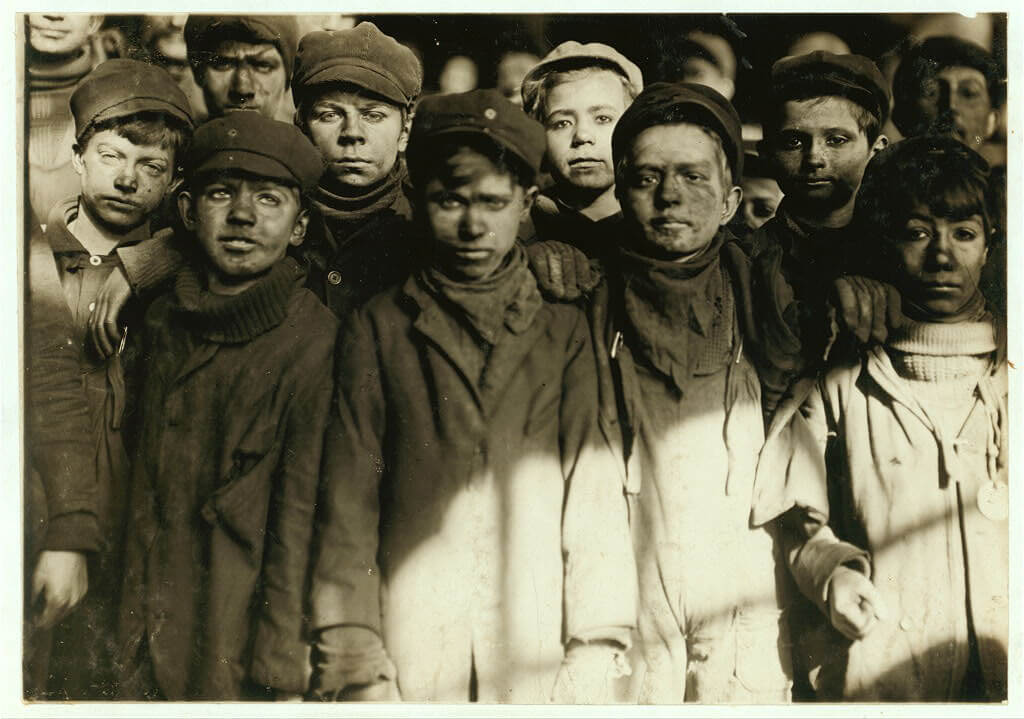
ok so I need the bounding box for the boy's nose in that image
[227,194,257,223]
[231,66,255,96]
[114,171,138,193]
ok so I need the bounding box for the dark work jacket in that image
[118,258,337,699]
[521,192,624,261]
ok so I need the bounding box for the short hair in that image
[855,135,997,278]
[615,120,733,192]
[763,94,881,146]
[75,111,193,167]
[407,134,536,195]
[521,61,638,122]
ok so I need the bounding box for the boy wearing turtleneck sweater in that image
[309,90,637,704]
[591,83,792,703]
[27,14,104,222]
[752,137,1008,701]
[117,113,334,700]
[27,59,195,700]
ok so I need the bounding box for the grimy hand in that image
[88,266,132,359]
[31,550,88,630]
[828,566,887,641]
[832,275,906,345]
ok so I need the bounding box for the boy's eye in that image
[432,194,464,210]
[826,135,849,147]
[482,198,510,211]
[256,193,281,206]
[954,227,978,241]
[548,118,572,131]
[684,172,706,183]
[633,173,659,188]
[905,227,931,242]
[206,187,231,201]
[595,114,615,124]
[142,163,167,176]
[99,152,120,163]
[210,58,234,72]
[252,61,275,73]
[362,110,386,122]
[780,135,802,150]
[313,110,339,123]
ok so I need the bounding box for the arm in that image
[26,233,97,626]
[309,311,396,699]
[555,311,637,702]
[250,317,339,694]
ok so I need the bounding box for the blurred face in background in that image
[910,65,996,149]
[497,52,540,106]
[144,15,189,83]
[28,14,101,56]
[740,175,783,230]
[294,14,355,38]
[439,56,479,94]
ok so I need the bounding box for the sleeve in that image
[559,309,637,649]
[751,373,869,617]
[115,229,187,295]
[310,309,389,636]
[250,315,339,693]
[26,232,100,554]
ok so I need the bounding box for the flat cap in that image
[185,113,324,192]
[185,15,299,82]
[771,51,891,127]
[612,82,744,182]
[521,41,643,117]
[71,59,195,137]
[407,89,546,178]
[293,22,422,106]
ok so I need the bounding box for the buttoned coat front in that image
[312,274,638,703]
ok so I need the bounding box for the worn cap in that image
[770,51,891,127]
[612,82,744,182]
[71,59,195,136]
[185,113,324,192]
[185,15,299,83]
[292,22,422,107]
[407,89,546,178]
[521,41,643,117]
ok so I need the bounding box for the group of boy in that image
[26,15,1008,704]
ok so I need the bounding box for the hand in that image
[31,550,88,629]
[527,241,601,301]
[827,566,888,640]
[832,276,906,345]
[88,266,132,359]
[551,641,630,704]
[340,679,401,702]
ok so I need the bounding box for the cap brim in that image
[87,96,194,132]
[298,65,408,106]
[190,150,301,188]
[408,125,540,175]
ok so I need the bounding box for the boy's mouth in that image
[219,236,258,251]
[101,196,142,211]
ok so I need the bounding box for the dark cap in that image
[407,89,546,179]
[612,81,744,182]
[185,15,299,83]
[185,113,324,192]
[892,35,1005,135]
[71,59,195,137]
[770,51,891,127]
[292,22,422,107]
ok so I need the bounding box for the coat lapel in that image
[479,303,554,413]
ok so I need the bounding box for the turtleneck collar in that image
[418,243,542,346]
[29,45,95,91]
[172,256,305,344]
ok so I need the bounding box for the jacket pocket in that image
[732,609,792,697]
[201,431,280,565]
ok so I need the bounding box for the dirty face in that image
[910,65,996,149]
[200,41,287,118]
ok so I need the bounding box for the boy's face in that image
[543,69,629,195]
[911,66,996,148]
[180,173,308,291]
[893,207,988,320]
[768,96,880,214]
[200,41,287,118]
[28,14,100,56]
[72,129,175,232]
[305,88,408,189]
[422,146,536,282]
[740,175,783,230]
[620,123,740,259]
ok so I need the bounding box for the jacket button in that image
[327,270,342,285]
[89,255,102,266]
[899,616,914,631]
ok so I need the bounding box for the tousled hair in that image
[763,93,881,146]
[522,62,637,122]
[75,111,193,169]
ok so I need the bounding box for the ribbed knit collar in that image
[887,316,996,357]
[172,257,305,344]
[28,46,95,91]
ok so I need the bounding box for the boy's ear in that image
[520,185,539,220]
[869,134,889,158]
[87,15,103,36]
[397,107,414,154]
[720,184,743,227]
[71,144,85,176]
[290,208,310,247]
[178,191,198,231]
[984,110,997,142]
